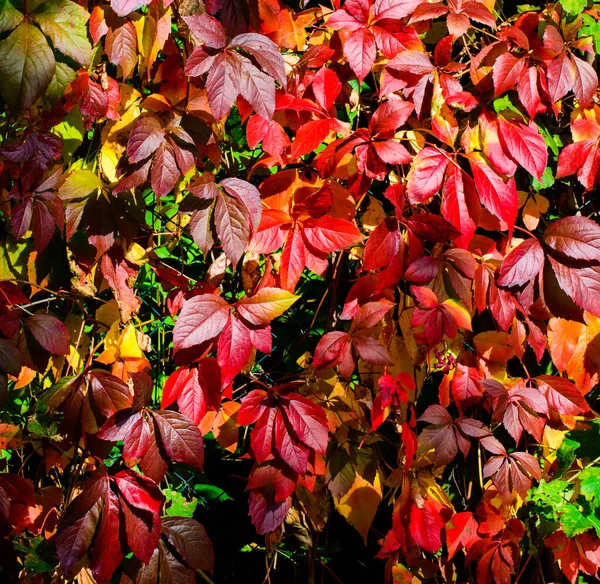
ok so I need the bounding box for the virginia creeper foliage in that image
[1,0,600,582]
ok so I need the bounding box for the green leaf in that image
[559,0,587,13]
[559,504,594,537]
[529,479,571,518]
[580,15,600,53]
[579,468,600,508]
[556,437,580,477]
[33,0,92,65]
[193,483,233,502]
[46,60,77,104]
[0,0,23,33]
[566,420,600,460]
[164,488,198,518]
[0,21,55,113]
[52,108,84,159]
[532,167,554,191]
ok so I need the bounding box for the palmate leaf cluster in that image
[0,0,600,583]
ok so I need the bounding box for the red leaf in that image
[543,216,600,262]
[105,22,138,80]
[441,163,480,249]
[313,331,353,371]
[406,147,449,204]
[247,464,295,534]
[161,516,215,573]
[571,55,597,108]
[291,119,333,161]
[549,257,600,317]
[409,499,444,553]
[150,140,179,198]
[468,152,518,234]
[446,512,478,560]
[172,294,230,355]
[183,14,227,49]
[497,238,544,287]
[206,53,240,121]
[497,118,547,180]
[546,531,600,584]
[536,374,589,415]
[363,218,403,271]
[547,51,573,103]
[218,316,253,388]
[493,53,525,96]
[161,361,222,424]
[90,490,123,583]
[273,226,303,291]
[301,216,362,253]
[344,27,377,82]
[282,393,329,454]
[312,67,341,111]
[110,0,150,16]
[127,116,165,163]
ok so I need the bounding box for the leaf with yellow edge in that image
[235,288,299,326]
[334,472,382,543]
[441,298,472,331]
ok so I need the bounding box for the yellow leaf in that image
[99,85,141,183]
[59,169,102,201]
[119,324,144,359]
[334,473,382,543]
[95,300,121,329]
[361,196,386,232]
[124,242,147,266]
[542,426,566,467]
[64,315,89,372]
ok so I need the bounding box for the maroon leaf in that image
[161,516,215,572]
[151,410,204,470]
[549,257,600,317]
[25,314,69,355]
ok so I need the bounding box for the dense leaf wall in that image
[0,0,600,582]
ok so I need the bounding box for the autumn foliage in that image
[1,0,600,582]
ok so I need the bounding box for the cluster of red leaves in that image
[0,0,600,582]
